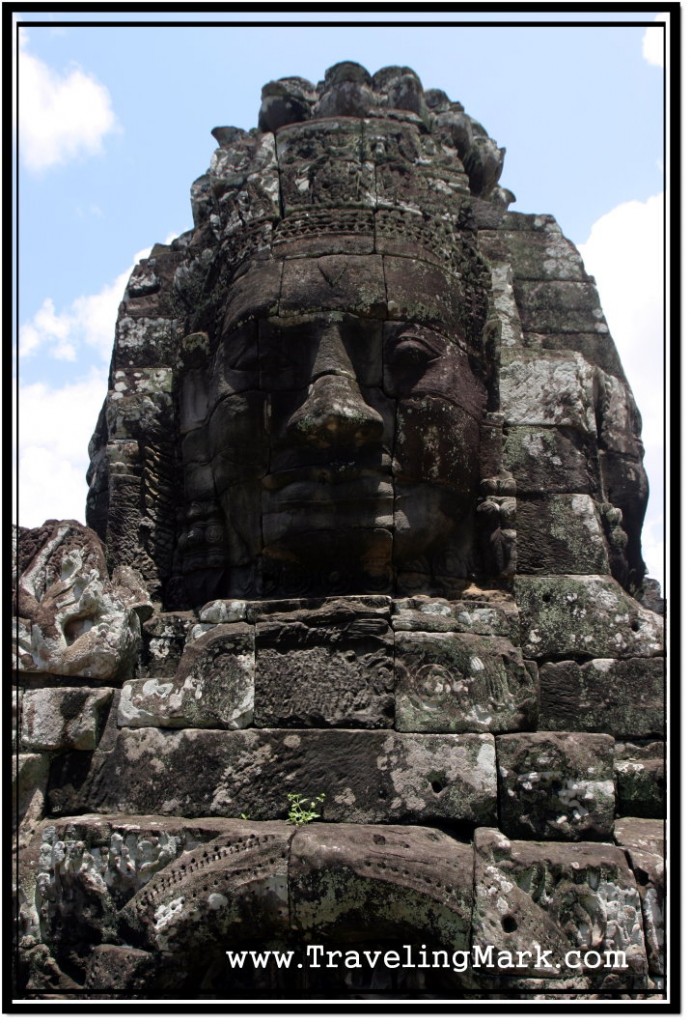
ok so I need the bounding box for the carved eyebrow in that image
[391,330,446,357]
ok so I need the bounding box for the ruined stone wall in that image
[13,63,666,1000]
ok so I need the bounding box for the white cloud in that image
[16,245,158,528]
[19,42,119,172]
[577,193,663,434]
[642,13,665,68]
[20,247,152,362]
[577,193,665,586]
[14,368,109,527]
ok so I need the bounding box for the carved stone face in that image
[180,253,487,600]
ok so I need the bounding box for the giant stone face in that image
[180,257,488,602]
[164,69,500,605]
[86,61,649,610]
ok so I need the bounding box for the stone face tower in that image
[15,64,665,999]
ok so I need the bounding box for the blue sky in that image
[14,9,669,587]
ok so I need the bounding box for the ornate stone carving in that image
[14,62,665,1000]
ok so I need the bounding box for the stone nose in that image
[286,374,384,448]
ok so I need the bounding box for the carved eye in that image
[390,335,440,370]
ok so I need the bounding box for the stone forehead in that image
[219,255,479,354]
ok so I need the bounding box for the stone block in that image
[105,368,174,442]
[249,594,392,625]
[141,612,195,677]
[614,817,665,975]
[119,623,254,729]
[523,331,624,378]
[22,814,241,908]
[391,594,520,643]
[513,575,664,660]
[599,450,649,522]
[496,732,615,840]
[255,616,393,728]
[516,494,609,574]
[121,823,295,955]
[222,260,282,330]
[472,827,649,982]
[21,814,264,967]
[597,373,644,458]
[395,631,536,733]
[394,396,482,492]
[199,599,248,624]
[485,262,524,350]
[384,256,471,334]
[21,688,113,752]
[63,729,497,828]
[279,255,387,319]
[14,752,50,828]
[112,316,185,370]
[375,208,462,266]
[539,659,664,738]
[290,823,474,948]
[499,212,562,233]
[615,742,665,817]
[499,353,597,433]
[273,208,376,259]
[501,228,588,281]
[15,521,141,681]
[13,688,22,746]
[205,322,260,405]
[513,279,608,334]
[503,426,598,496]
[277,119,368,212]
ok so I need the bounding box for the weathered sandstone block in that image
[395,630,536,733]
[496,732,615,840]
[255,615,393,728]
[515,494,609,574]
[119,623,254,729]
[615,741,665,818]
[499,353,597,433]
[539,659,664,738]
[514,576,664,660]
[14,753,50,834]
[49,728,497,827]
[391,594,520,642]
[21,688,113,752]
[502,425,598,495]
[614,817,665,976]
[472,827,649,983]
[14,521,141,681]
[290,823,473,947]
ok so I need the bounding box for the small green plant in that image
[287,792,325,826]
